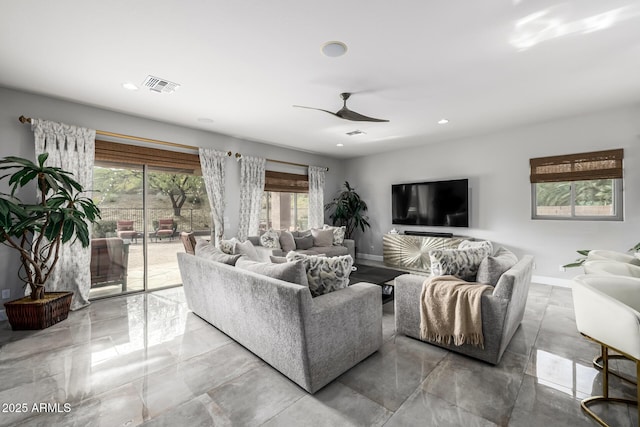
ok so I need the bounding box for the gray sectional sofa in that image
[247,232,355,262]
[177,252,382,393]
[394,255,534,365]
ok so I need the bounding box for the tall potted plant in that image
[325,181,371,240]
[0,153,100,330]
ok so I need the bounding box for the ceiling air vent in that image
[142,75,180,94]
[346,130,366,136]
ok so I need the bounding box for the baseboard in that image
[0,309,6,321]
[532,275,572,288]
[356,253,384,262]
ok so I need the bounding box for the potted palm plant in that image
[0,153,100,330]
[325,181,371,240]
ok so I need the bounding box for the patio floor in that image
[89,239,186,299]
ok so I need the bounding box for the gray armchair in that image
[394,255,534,365]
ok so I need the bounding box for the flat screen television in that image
[392,179,469,227]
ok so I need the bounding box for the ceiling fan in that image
[294,92,389,122]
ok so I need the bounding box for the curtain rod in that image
[19,115,205,153]
[234,152,329,172]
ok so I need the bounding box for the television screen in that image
[392,179,469,227]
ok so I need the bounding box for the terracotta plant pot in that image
[4,292,73,330]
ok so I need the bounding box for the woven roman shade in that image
[264,170,309,193]
[95,140,201,173]
[530,149,623,183]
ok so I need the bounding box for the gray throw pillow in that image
[286,252,353,297]
[269,255,288,264]
[279,230,296,252]
[247,236,261,246]
[195,240,242,266]
[476,247,518,286]
[236,257,308,286]
[234,239,259,261]
[294,235,314,250]
[311,228,334,247]
[429,246,491,282]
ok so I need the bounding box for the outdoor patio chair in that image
[155,218,176,241]
[90,237,129,291]
[116,220,139,243]
[180,231,196,255]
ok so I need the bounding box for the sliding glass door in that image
[89,161,210,298]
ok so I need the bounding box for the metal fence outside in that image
[97,207,211,233]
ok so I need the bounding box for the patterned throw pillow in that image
[236,257,309,286]
[458,240,493,255]
[429,246,491,282]
[195,240,242,265]
[476,247,518,286]
[323,224,346,245]
[286,252,353,297]
[218,238,238,254]
[260,229,281,249]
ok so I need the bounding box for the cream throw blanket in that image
[420,275,493,348]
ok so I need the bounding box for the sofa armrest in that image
[342,239,355,260]
[302,283,382,392]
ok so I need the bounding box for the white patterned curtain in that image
[238,155,266,240]
[199,148,228,245]
[31,119,96,310]
[308,166,326,229]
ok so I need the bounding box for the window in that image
[260,171,309,231]
[530,149,623,220]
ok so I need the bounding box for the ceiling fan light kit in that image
[294,92,389,122]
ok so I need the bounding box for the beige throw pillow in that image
[234,239,259,261]
[260,229,281,249]
[311,228,334,247]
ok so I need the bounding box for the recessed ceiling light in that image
[438,118,450,125]
[336,143,344,147]
[122,82,138,91]
[197,117,214,124]
[322,41,348,57]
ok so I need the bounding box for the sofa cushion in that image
[458,240,493,255]
[236,257,309,286]
[270,255,288,264]
[279,230,296,252]
[476,247,518,286]
[195,240,242,266]
[294,234,314,250]
[429,246,491,282]
[286,252,353,297]
[260,229,281,249]
[312,245,349,258]
[247,235,261,246]
[323,224,346,245]
[234,239,259,261]
[311,228,334,247]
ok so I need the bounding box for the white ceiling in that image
[1,1,639,159]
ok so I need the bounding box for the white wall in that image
[0,87,345,317]
[344,104,640,284]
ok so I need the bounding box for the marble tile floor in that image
[0,283,636,426]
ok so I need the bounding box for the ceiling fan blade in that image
[293,105,339,118]
[337,108,389,123]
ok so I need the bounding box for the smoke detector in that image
[142,75,181,94]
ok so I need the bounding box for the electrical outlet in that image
[1,289,9,299]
